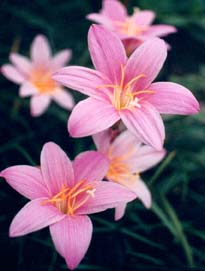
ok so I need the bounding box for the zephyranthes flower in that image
[2,35,74,116]
[87,0,176,53]
[53,25,199,150]
[93,129,166,219]
[0,142,136,270]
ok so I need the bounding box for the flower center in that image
[42,179,96,215]
[97,65,155,111]
[30,68,58,94]
[115,18,148,36]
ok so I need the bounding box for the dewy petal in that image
[10,53,31,76]
[50,215,92,270]
[88,25,127,83]
[52,89,74,110]
[133,10,156,26]
[30,95,51,117]
[77,181,136,215]
[41,142,74,194]
[128,145,166,173]
[53,66,109,99]
[146,25,177,37]
[147,82,200,115]
[9,198,65,237]
[0,166,48,200]
[101,0,127,21]
[115,202,127,221]
[52,49,72,71]
[68,97,120,138]
[120,102,165,151]
[92,129,111,153]
[73,151,109,184]
[125,38,167,90]
[19,81,38,97]
[1,64,25,84]
[31,35,51,65]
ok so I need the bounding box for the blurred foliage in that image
[0,0,205,270]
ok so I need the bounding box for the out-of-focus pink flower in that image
[53,25,199,150]
[0,142,136,270]
[87,0,177,53]
[2,35,74,116]
[93,129,166,220]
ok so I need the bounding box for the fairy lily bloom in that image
[86,0,176,53]
[0,142,136,270]
[93,129,166,220]
[2,35,74,116]
[53,25,199,150]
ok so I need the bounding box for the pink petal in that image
[147,82,200,115]
[115,202,127,220]
[133,10,156,26]
[73,151,109,184]
[88,25,127,82]
[31,35,51,65]
[120,102,165,151]
[9,198,65,237]
[10,53,31,76]
[68,97,120,138]
[53,66,109,99]
[146,25,177,37]
[30,95,51,117]
[125,38,167,90]
[101,0,127,21]
[1,64,25,84]
[41,142,74,194]
[52,89,74,110]
[77,181,136,215]
[50,215,92,270]
[86,13,113,29]
[52,49,72,71]
[19,81,38,97]
[0,166,48,200]
[128,145,166,173]
[92,129,111,153]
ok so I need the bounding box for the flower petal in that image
[133,10,156,26]
[88,25,127,82]
[86,13,113,29]
[147,82,200,115]
[120,102,165,151]
[115,202,127,220]
[68,97,120,138]
[10,53,31,76]
[1,64,25,84]
[101,0,127,21]
[77,181,136,215]
[73,151,109,183]
[50,215,92,270]
[92,129,111,153]
[31,35,51,65]
[41,142,74,194]
[9,198,65,237]
[52,89,74,110]
[53,66,109,99]
[52,49,72,70]
[30,95,51,117]
[19,82,38,97]
[0,166,48,200]
[125,38,167,90]
[146,25,177,37]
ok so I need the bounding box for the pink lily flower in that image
[2,35,74,116]
[93,129,166,220]
[53,25,199,150]
[0,142,136,270]
[86,0,177,53]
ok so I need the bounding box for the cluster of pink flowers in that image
[0,0,200,270]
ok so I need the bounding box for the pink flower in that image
[53,25,199,150]
[93,129,166,220]
[2,35,74,116]
[86,0,177,53]
[0,142,136,270]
